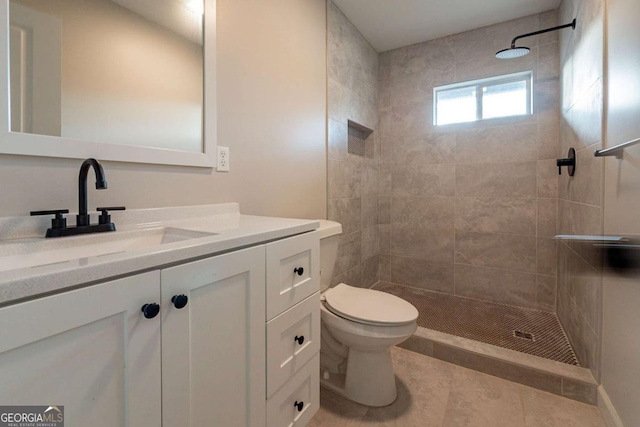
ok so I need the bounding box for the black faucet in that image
[30,158,125,237]
[77,158,108,226]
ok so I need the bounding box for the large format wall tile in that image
[537,237,558,275]
[328,159,361,199]
[456,162,537,197]
[361,225,379,261]
[537,198,558,237]
[538,159,559,198]
[392,134,456,166]
[455,124,537,164]
[390,256,454,293]
[327,2,379,288]
[557,0,604,381]
[361,195,378,228]
[391,225,454,263]
[455,47,538,83]
[391,102,432,139]
[328,197,361,235]
[536,274,557,312]
[389,36,455,78]
[390,65,454,107]
[391,196,455,228]
[455,197,536,235]
[455,232,537,273]
[539,42,561,81]
[379,10,561,312]
[454,264,537,308]
[328,118,348,161]
[393,164,455,197]
[333,231,362,279]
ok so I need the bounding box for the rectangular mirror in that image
[0,0,216,167]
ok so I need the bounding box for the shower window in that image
[434,71,532,126]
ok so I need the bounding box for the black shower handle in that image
[557,148,576,176]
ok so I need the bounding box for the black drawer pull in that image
[294,401,304,412]
[294,335,305,345]
[294,267,304,276]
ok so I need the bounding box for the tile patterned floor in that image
[372,281,579,365]
[309,347,605,427]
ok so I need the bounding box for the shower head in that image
[495,46,531,59]
[496,18,576,59]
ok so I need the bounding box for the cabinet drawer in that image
[266,354,319,427]
[266,231,319,320]
[267,292,320,397]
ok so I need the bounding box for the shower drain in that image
[513,330,535,341]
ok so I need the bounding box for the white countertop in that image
[0,203,319,306]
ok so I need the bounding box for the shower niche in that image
[347,120,373,157]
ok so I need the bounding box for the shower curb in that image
[399,327,598,405]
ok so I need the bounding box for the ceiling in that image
[111,0,202,44]
[331,0,561,52]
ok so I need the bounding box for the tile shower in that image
[327,0,605,396]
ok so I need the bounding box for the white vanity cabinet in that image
[0,230,321,427]
[0,271,163,426]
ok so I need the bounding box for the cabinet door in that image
[161,246,266,427]
[0,271,161,427]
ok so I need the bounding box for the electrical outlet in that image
[217,146,230,172]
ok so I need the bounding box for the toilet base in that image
[320,347,398,407]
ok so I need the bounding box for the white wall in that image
[601,0,640,424]
[0,0,327,222]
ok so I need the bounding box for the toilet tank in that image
[317,220,342,292]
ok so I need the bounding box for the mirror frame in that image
[0,0,216,168]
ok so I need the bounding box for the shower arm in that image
[509,19,576,48]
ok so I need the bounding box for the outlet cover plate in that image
[217,146,229,172]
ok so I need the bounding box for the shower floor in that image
[372,281,579,366]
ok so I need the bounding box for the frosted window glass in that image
[483,81,528,119]
[436,86,476,125]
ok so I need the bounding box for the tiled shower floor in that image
[372,281,579,366]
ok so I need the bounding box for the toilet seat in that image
[323,283,418,326]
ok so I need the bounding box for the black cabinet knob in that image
[171,294,189,309]
[294,267,304,276]
[141,303,160,319]
[294,401,304,412]
[294,335,305,345]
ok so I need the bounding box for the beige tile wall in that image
[327,1,379,288]
[378,12,561,311]
[557,0,605,380]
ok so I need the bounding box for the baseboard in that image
[598,386,624,427]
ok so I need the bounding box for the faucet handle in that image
[96,206,126,225]
[30,209,70,230]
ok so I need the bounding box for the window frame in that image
[433,71,533,126]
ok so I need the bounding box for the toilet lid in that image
[323,283,418,326]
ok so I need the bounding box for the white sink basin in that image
[0,227,217,272]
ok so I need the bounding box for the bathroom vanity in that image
[0,204,321,426]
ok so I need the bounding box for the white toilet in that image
[317,220,418,407]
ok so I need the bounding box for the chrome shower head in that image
[496,18,576,59]
[495,46,531,59]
